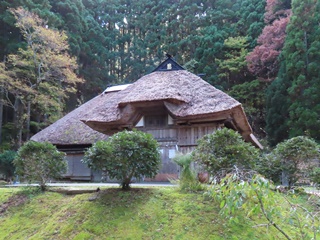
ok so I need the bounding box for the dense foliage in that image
[83,130,160,190]
[273,136,319,186]
[14,141,67,190]
[208,173,320,239]
[310,167,320,185]
[192,128,259,178]
[0,150,16,181]
[255,136,319,186]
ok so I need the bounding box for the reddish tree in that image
[246,0,291,81]
[246,17,290,81]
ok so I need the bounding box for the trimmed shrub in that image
[274,136,319,186]
[83,130,160,190]
[14,141,67,191]
[192,128,259,178]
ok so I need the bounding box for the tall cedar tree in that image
[234,0,266,48]
[50,0,111,100]
[216,36,250,90]
[284,0,320,140]
[265,61,291,146]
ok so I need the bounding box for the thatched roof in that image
[82,70,240,121]
[81,69,262,149]
[30,96,108,145]
[32,56,262,149]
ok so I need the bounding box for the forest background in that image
[0,0,318,150]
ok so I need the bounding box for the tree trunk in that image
[26,100,31,140]
[121,182,131,190]
[304,31,309,66]
[14,97,22,148]
[122,178,131,190]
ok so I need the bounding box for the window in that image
[145,115,167,127]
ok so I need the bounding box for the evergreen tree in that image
[216,36,250,90]
[234,0,266,47]
[229,79,268,138]
[265,62,290,146]
[196,0,265,86]
[50,0,110,99]
[284,0,320,140]
[0,0,61,59]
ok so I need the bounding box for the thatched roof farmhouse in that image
[32,56,262,181]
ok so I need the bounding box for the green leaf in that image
[220,200,226,209]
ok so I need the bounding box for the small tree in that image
[274,136,319,186]
[173,153,204,192]
[83,130,160,190]
[0,150,16,181]
[14,141,67,191]
[192,128,259,179]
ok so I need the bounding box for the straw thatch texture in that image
[81,90,130,124]
[82,70,240,122]
[120,71,240,115]
[81,70,262,148]
[31,96,108,145]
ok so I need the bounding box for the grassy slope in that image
[0,187,313,240]
[0,188,19,204]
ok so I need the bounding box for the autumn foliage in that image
[246,0,291,81]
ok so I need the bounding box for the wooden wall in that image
[65,154,91,180]
[141,123,221,144]
[139,122,222,181]
[177,124,222,153]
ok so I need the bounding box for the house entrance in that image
[156,142,179,181]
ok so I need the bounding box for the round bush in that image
[83,130,160,190]
[192,128,259,175]
[14,141,66,190]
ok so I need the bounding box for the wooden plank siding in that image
[138,122,222,145]
[65,154,91,180]
[178,124,222,146]
[144,128,177,142]
[137,122,222,181]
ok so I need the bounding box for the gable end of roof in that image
[153,57,185,72]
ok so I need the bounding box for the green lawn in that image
[0,186,317,239]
